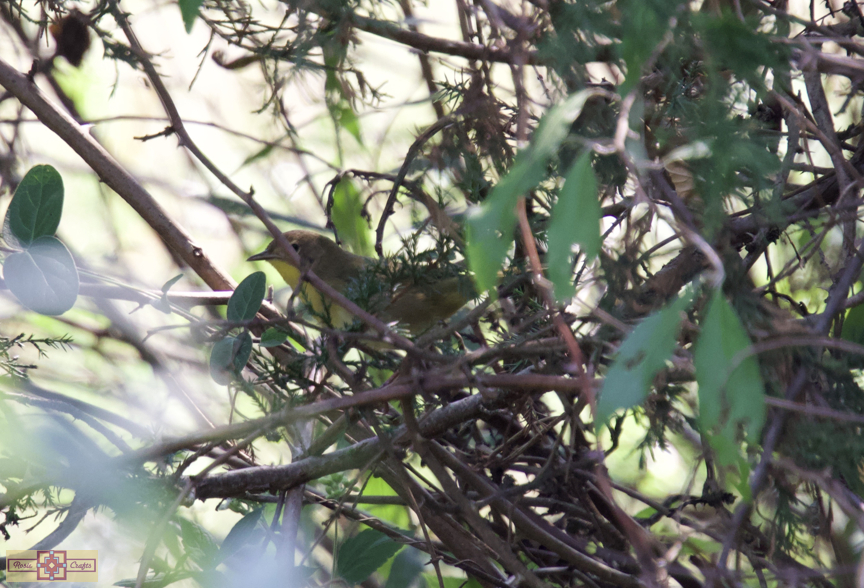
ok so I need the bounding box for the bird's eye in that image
[291,243,300,252]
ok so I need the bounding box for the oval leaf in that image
[4,235,79,315]
[209,333,253,385]
[232,331,253,372]
[227,272,266,322]
[3,165,64,248]
[336,529,403,585]
[209,337,236,385]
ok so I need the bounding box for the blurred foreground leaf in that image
[4,235,79,316]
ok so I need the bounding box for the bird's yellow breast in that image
[268,259,303,290]
[268,259,354,328]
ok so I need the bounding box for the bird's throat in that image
[267,258,353,328]
[268,259,303,290]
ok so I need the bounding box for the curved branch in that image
[0,57,236,291]
[375,114,455,256]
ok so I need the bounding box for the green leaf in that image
[161,525,183,561]
[335,529,403,585]
[700,434,752,502]
[635,507,658,520]
[703,432,740,474]
[3,164,64,248]
[331,178,373,256]
[733,454,753,503]
[210,332,253,385]
[597,289,694,428]
[209,337,235,386]
[219,508,263,560]
[113,571,195,587]
[618,4,669,92]
[240,144,275,168]
[548,151,600,301]
[334,102,363,145]
[227,272,266,322]
[259,327,289,348]
[464,184,520,295]
[384,548,425,588]
[361,476,411,529]
[682,538,723,557]
[232,331,253,372]
[842,304,864,345]
[178,0,204,33]
[466,89,602,293]
[693,290,765,463]
[695,11,788,92]
[3,235,79,316]
[421,576,483,588]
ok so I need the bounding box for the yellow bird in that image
[247,230,472,335]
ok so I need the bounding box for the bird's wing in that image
[382,276,472,334]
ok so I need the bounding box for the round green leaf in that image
[4,235,79,316]
[3,165,64,248]
[227,272,266,322]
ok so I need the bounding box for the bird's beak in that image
[247,250,275,262]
